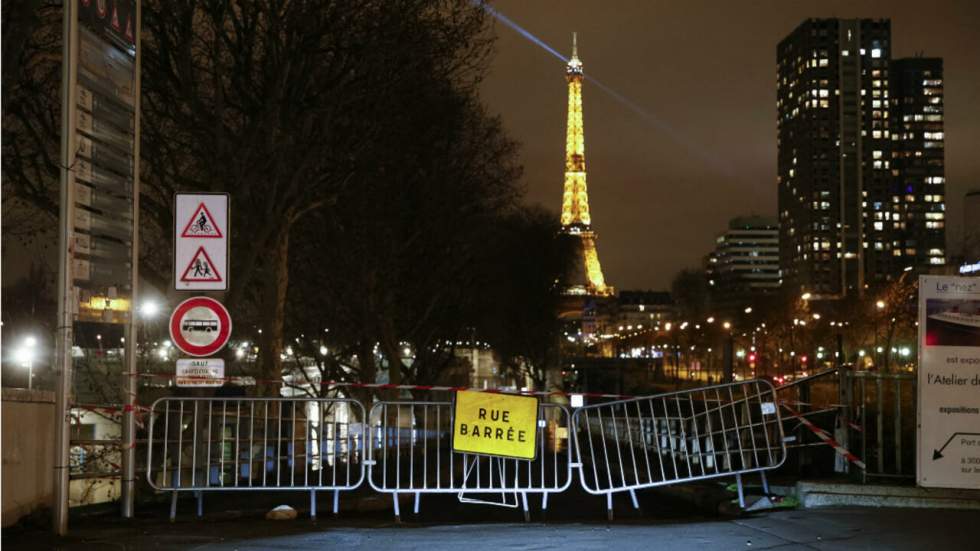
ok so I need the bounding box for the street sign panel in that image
[176,358,225,387]
[175,193,228,291]
[168,296,232,357]
[452,390,538,460]
[917,275,980,489]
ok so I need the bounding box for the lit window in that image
[871,48,881,58]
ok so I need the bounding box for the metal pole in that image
[120,0,143,520]
[723,335,734,384]
[53,0,79,536]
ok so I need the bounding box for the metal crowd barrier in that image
[145,397,365,520]
[572,379,786,518]
[365,401,573,521]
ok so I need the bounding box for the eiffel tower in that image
[560,33,613,297]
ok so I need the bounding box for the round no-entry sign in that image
[169,296,232,357]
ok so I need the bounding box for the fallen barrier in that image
[573,379,787,519]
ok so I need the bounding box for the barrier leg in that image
[541,492,549,511]
[414,492,421,515]
[606,492,614,521]
[735,474,745,509]
[521,492,529,523]
[333,489,340,515]
[196,491,203,517]
[393,492,401,523]
[169,491,178,522]
[310,489,317,519]
[760,471,770,495]
[629,489,639,510]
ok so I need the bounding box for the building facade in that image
[777,19,946,299]
[706,216,781,313]
[890,58,947,272]
[963,190,980,271]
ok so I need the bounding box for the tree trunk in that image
[258,230,290,396]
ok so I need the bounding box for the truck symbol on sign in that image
[182,319,218,332]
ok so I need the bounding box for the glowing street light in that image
[876,300,886,310]
[706,316,715,324]
[744,307,753,314]
[801,292,812,301]
[140,300,161,319]
[16,337,38,390]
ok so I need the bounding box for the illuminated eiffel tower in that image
[560,33,612,297]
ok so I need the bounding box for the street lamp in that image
[140,300,161,319]
[874,300,886,367]
[16,336,37,390]
[801,292,812,301]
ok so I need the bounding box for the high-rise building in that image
[559,33,612,298]
[890,58,947,270]
[777,19,946,299]
[706,216,781,314]
[964,190,980,266]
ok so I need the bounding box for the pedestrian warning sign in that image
[452,390,538,460]
[180,202,223,238]
[175,193,228,291]
[179,246,223,283]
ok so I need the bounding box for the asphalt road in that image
[4,505,977,550]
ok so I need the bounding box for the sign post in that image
[452,391,539,460]
[54,0,141,533]
[917,275,980,489]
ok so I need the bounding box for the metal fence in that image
[145,397,365,519]
[573,380,786,517]
[365,401,573,520]
[143,386,787,522]
[840,370,916,481]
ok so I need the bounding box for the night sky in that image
[481,0,980,291]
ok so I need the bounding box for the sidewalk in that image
[3,495,977,550]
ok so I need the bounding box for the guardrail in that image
[840,370,916,481]
[572,380,786,518]
[145,397,365,520]
[365,401,573,521]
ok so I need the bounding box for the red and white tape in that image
[138,372,632,399]
[780,403,866,470]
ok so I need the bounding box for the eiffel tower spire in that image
[560,33,611,296]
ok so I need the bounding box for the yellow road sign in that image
[452,390,539,460]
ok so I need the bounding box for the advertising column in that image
[917,275,980,489]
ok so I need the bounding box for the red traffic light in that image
[748,353,757,363]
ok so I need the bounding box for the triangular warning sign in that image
[181,202,224,238]
[180,246,223,283]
